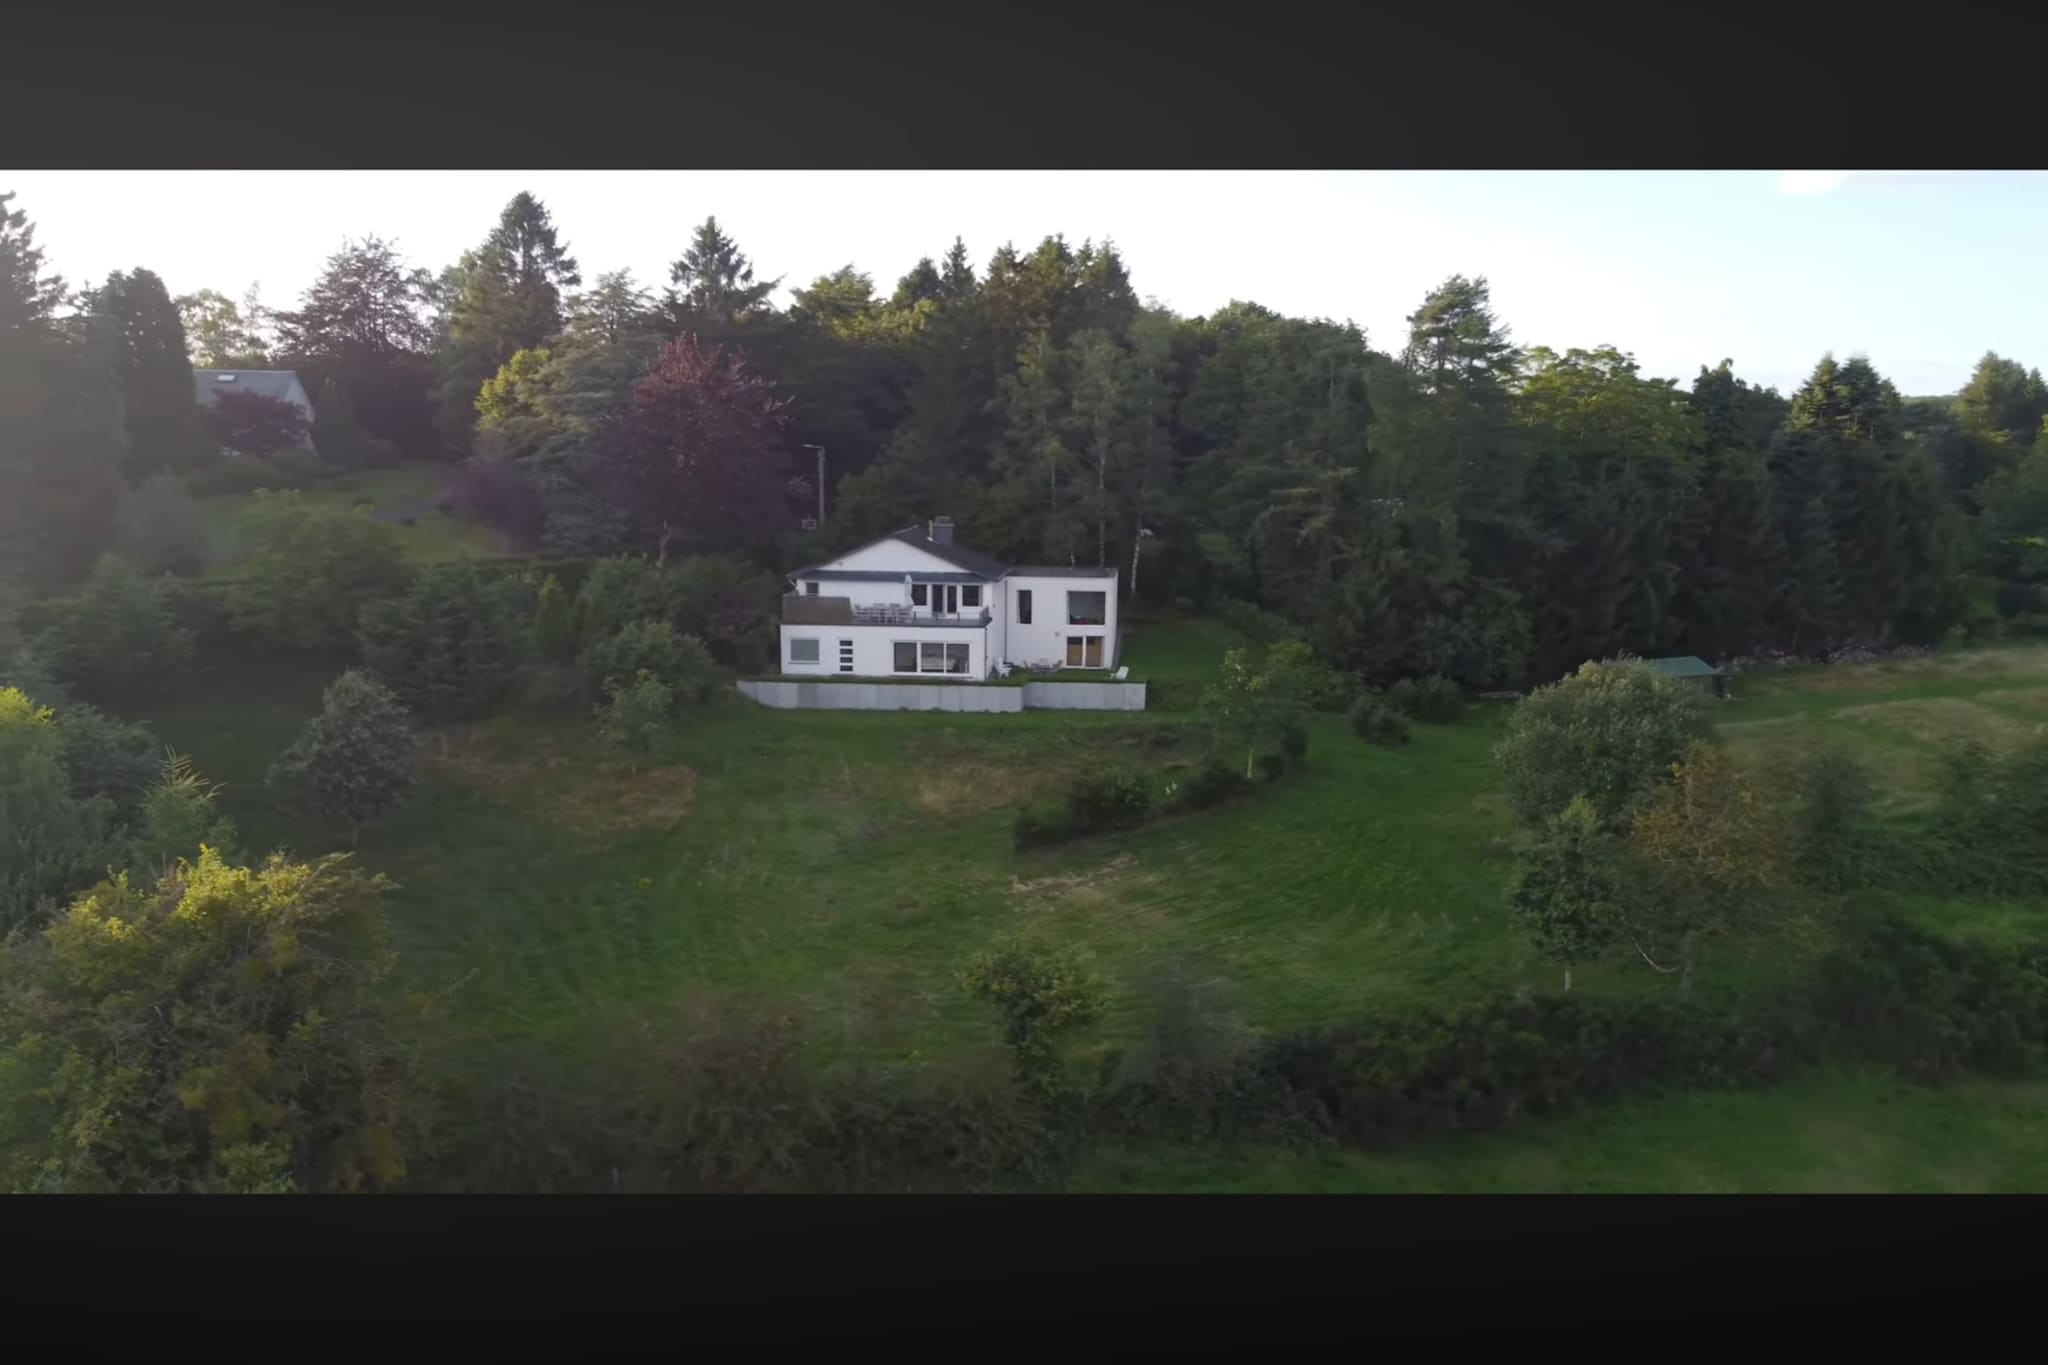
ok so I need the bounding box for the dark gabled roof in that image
[192,369,309,408]
[887,524,1008,578]
[1006,565,1121,579]
[795,569,987,583]
[1646,655,1723,678]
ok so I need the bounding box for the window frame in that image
[1017,589,1033,625]
[911,583,929,607]
[803,581,820,596]
[788,637,821,665]
[961,584,982,609]
[1067,590,1107,626]
[892,641,919,673]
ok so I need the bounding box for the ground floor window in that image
[789,637,820,664]
[895,640,971,673]
[1065,635,1104,668]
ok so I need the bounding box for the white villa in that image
[780,518,1120,680]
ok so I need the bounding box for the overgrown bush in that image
[358,563,532,727]
[34,554,194,703]
[114,472,211,576]
[225,493,410,653]
[580,619,718,707]
[1348,690,1410,747]
[0,846,423,1193]
[1926,737,2048,893]
[594,670,674,770]
[0,688,118,934]
[1494,657,1710,829]
[1788,740,1875,892]
[1167,755,1253,813]
[1385,674,1464,723]
[51,703,159,821]
[1066,771,1153,833]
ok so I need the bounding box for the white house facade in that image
[780,519,1121,680]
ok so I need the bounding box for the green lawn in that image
[192,464,503,573]
[125,624,2048,1188]
[1073,1070,2048,1193]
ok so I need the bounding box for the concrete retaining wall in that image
[1020,681,1149,711]
[738,680,1024,712]
[737,679,1147,712]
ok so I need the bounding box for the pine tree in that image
[665,216,779,326]
[83,268,206,475]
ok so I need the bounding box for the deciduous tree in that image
[268,670,417,841]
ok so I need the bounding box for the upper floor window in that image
[911,583,929,607]
[1067,591,1106,626]
[962,584,982,608]
[1017,590,1033,624]
[803,581,820,596]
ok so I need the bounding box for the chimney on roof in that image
[928,516,954,546]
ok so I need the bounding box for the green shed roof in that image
[1646,655,1722,678]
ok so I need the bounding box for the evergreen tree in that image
[82,268,206,475]
[665,216,779,327]
[268,670,417,842]
[1955,351,2048,448]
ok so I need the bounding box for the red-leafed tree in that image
[603,333,798,556]
[205,390,311,457]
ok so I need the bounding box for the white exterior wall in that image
[791,577,916,611]
[999,575,1119,670]
[779,624,991,679]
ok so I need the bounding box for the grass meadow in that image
[124,618,2048,1190]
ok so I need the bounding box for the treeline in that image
[9,184,2048,684]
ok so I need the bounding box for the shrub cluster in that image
[1347,691,1410,747]
[1014,771,1154,850]
[1385,674,1464,723]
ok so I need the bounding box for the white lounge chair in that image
[1112,666,1129,681]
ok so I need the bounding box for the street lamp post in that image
[801,444,825,527]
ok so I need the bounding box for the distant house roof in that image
[192,369,311,410]
[795,522,1117,582]
[1646,655,1723,678]
[886,525,1009,579]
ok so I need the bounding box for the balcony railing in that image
[851,603,990,627]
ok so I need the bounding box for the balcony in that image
[783,594,989,628]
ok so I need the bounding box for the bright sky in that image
[6,170,2044,397]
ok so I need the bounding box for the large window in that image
[1017,589,1033,624]
[789,637,820,664]
[894,641,971,674]
[1067,591,1107,626]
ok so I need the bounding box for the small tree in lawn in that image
[958,934,1109,1092]
[1494,657,1711,829]
[1623,739,1788,987]
[1199,642,1317,779]
[594,333,797,558]
[594,670,673,773]
[1506,796,1621,992]
[268,670,416,844]
[205,390,311,457]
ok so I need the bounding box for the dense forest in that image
[9,186,2048,682]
